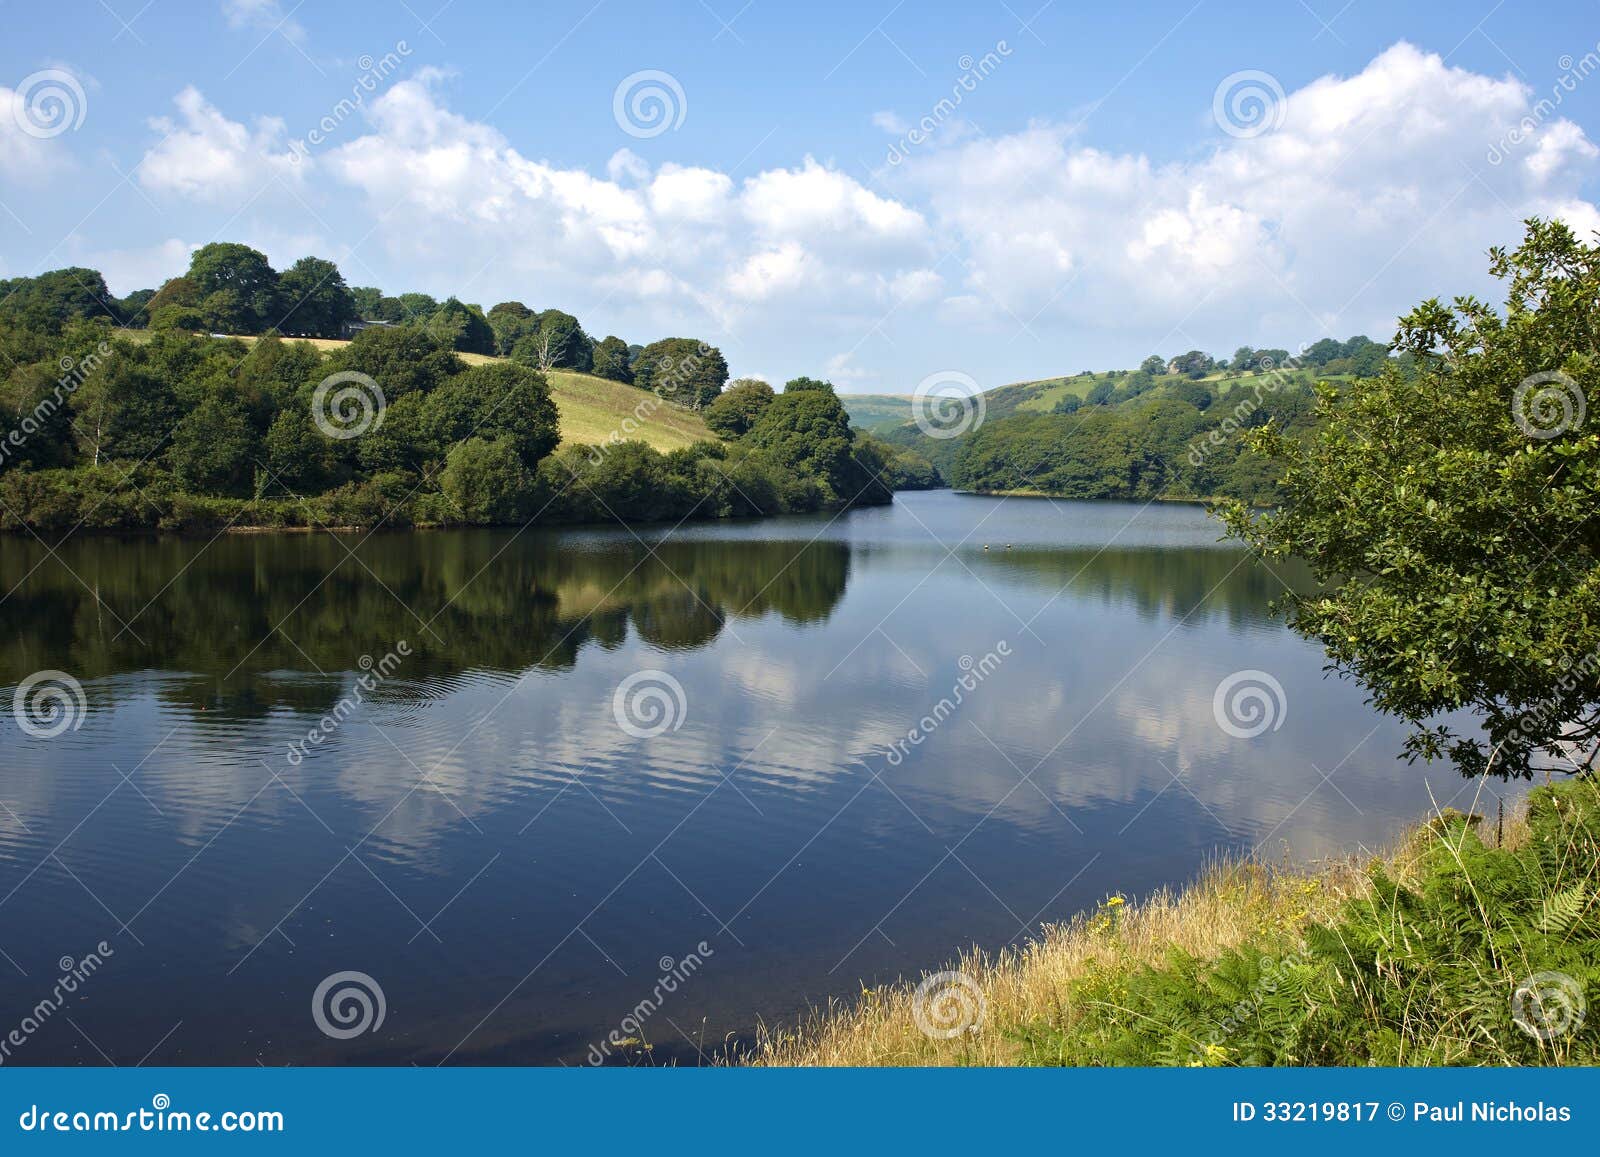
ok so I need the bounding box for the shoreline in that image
[749,778,1593,1067]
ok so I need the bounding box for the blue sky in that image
[4,0,1600,391]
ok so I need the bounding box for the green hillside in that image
[839,393,915,431]
[118,331,717,453]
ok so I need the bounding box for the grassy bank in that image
[754,777,1598,1066]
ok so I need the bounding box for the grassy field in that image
[114,331,716,453]
[754,776,1599,1067]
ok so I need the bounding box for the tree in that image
[421,360,559,469]
[425,298,496,356]
[1171,350,1215,379]
[350,286,385,319]
[185,243,281,333]
[0,362,78,470]
[632,338,728,409]
[486,301,537,355]
[1170,380,1214,411]
[592,335,633,383]
[276,256,357,338]
[704,377,774,438]
[71,356,182,465]
[747,378,889,506]
[324,325,465,399]
[169,393,257,495]
[1139,355,1167,376]
[396,292,439,320]
[0,268,119,333]
[1224,218,1600,780]
[1085,381,1114,405]
[532,309,592,371]
[440,437,531,523]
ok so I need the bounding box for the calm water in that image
[0,491,1499,1065]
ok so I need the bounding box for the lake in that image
[0,491,1503,1065]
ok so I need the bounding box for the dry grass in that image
[111,330,715,454]
[752,806,1524,1066]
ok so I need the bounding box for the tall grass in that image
[754,778,1598,1066]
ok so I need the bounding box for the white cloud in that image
[122,44,1599,385]
[139,86,303,202]
[221,0,308,46]
[893,43,1600,350]
[310,75,937,348]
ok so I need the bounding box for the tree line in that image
[0,246,930,531]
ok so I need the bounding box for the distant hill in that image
[840,393,916,431]
[844,367,1339,435]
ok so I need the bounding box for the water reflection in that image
[0,493,1502,1066]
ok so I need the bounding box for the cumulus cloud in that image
[139,86,303,202]
[125,43,1599,384]
[892,43,1600,348]
[313,74,938,347]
